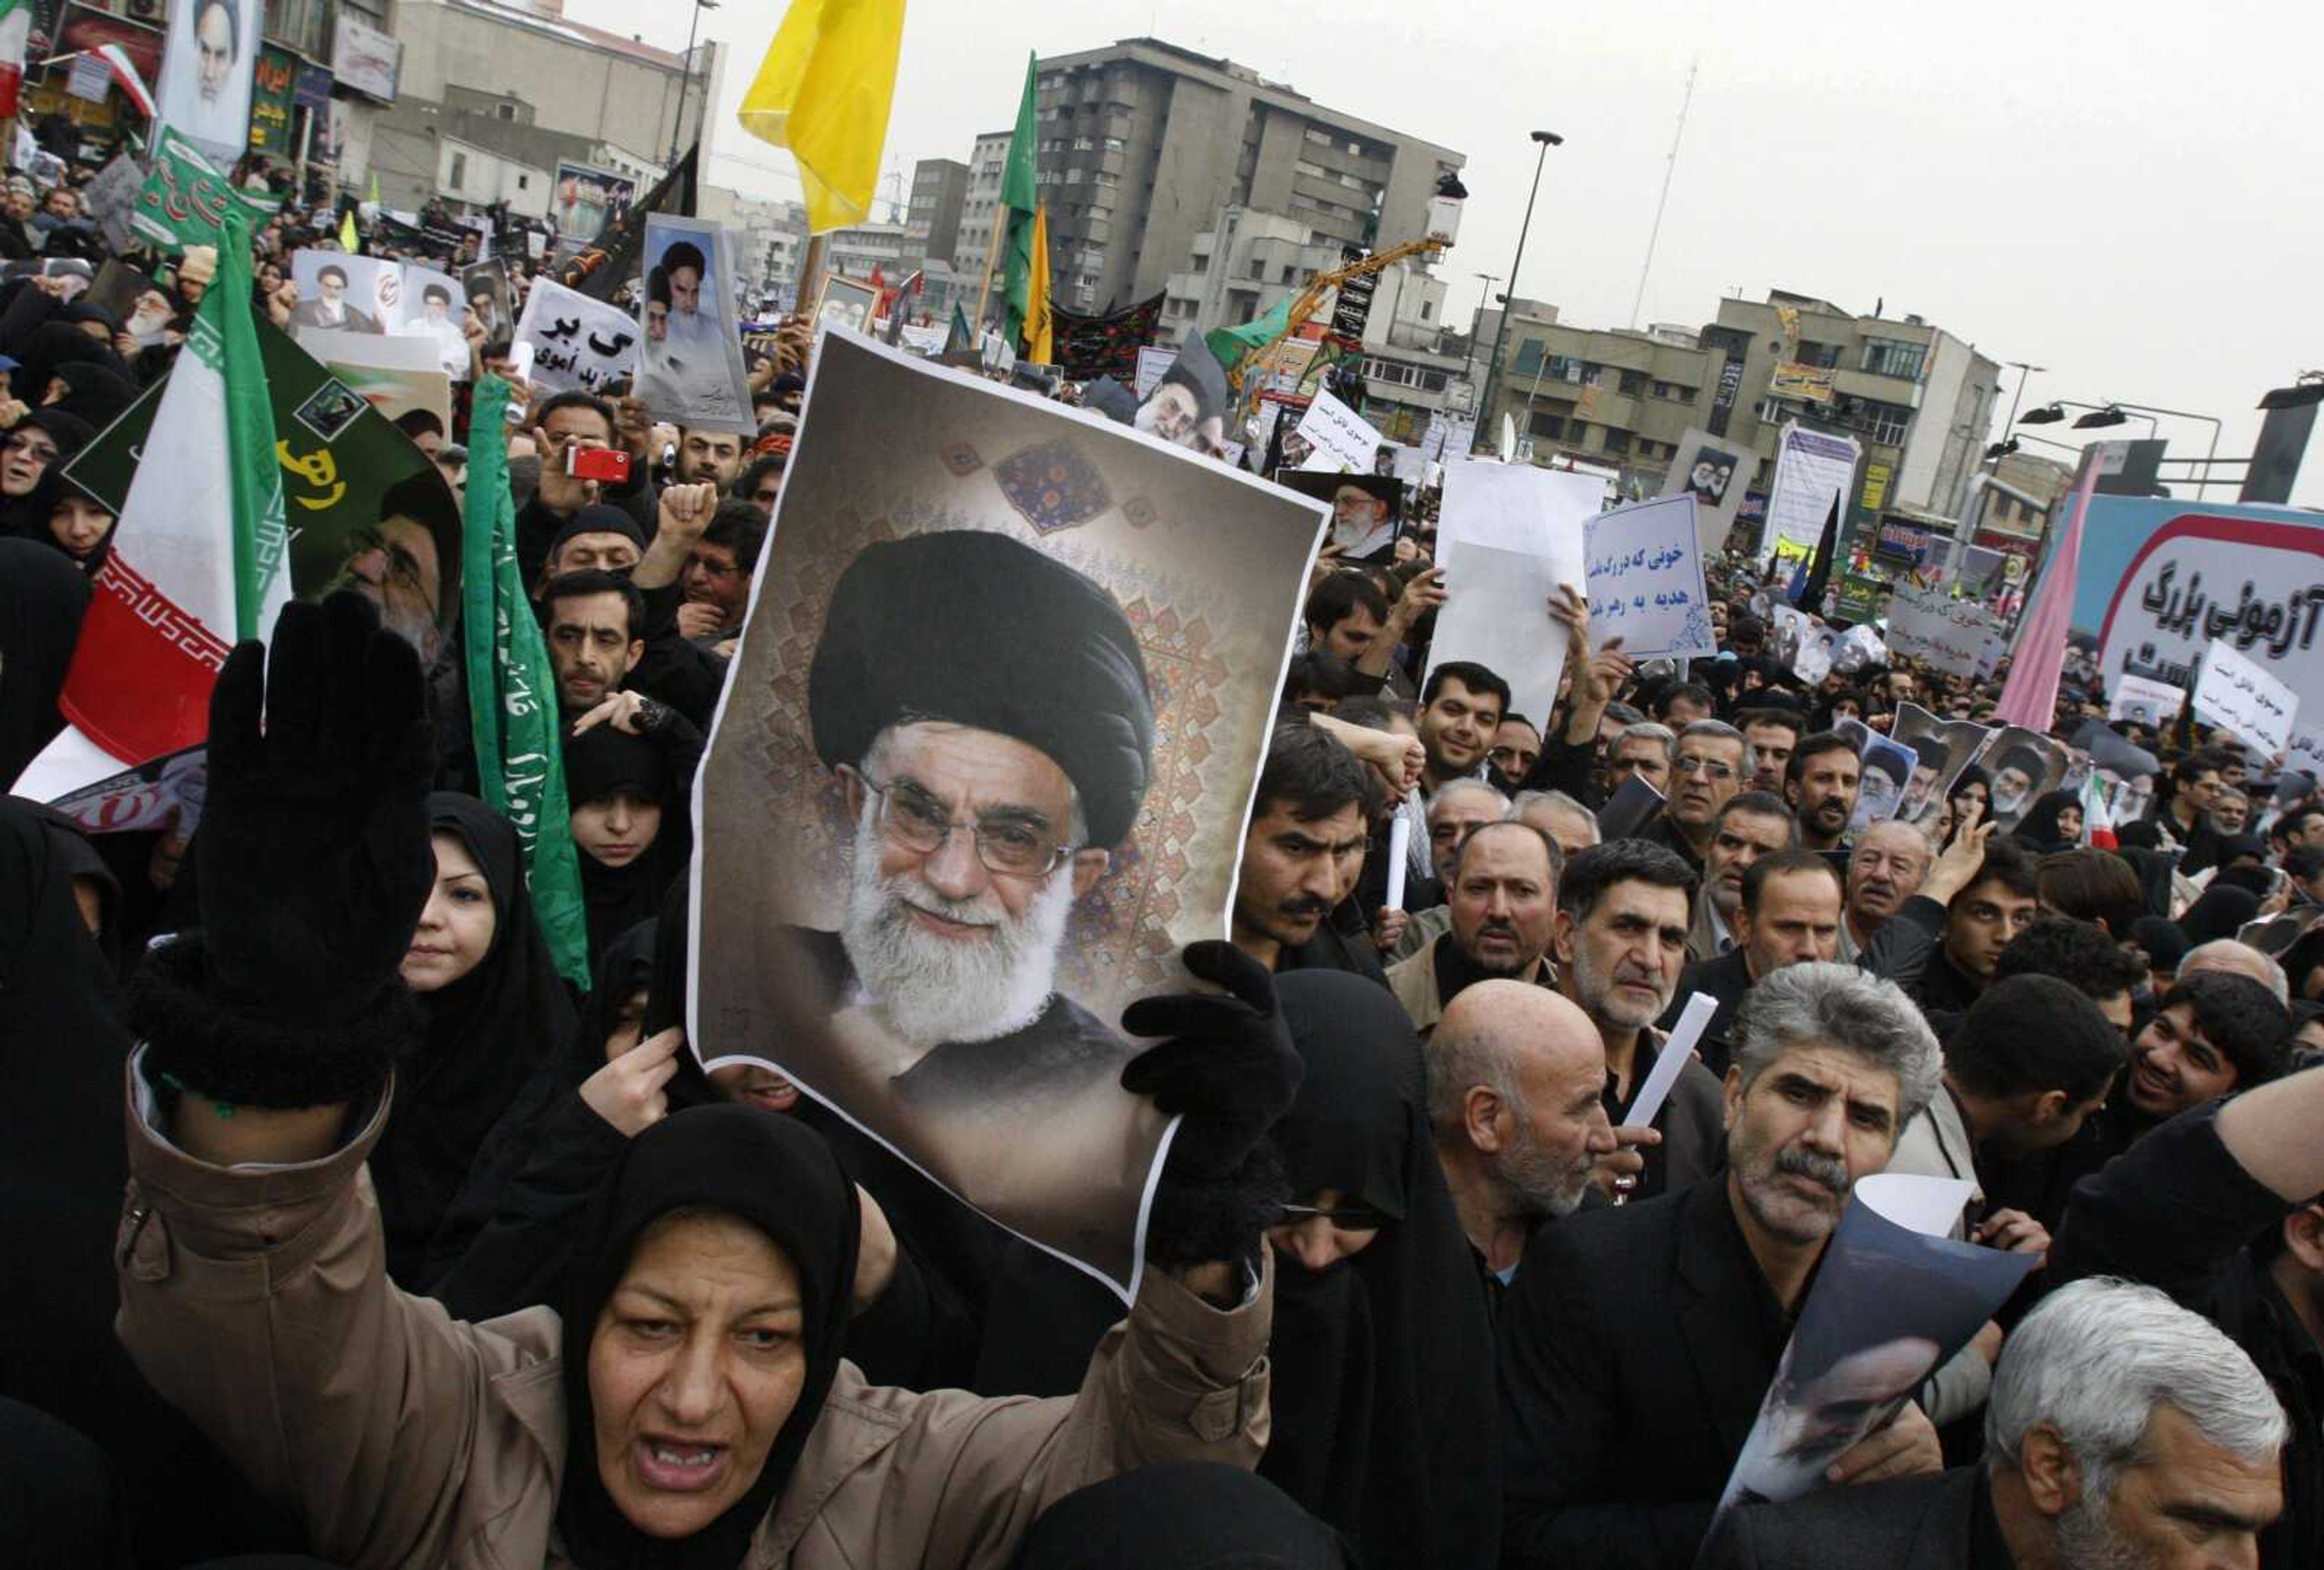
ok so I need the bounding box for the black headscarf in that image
[422,918,660,1296]
[1012,1464,1355,1569]
[0,796,132,1428]
[2010,789,2083,853]
[2179,883,2261,947]
[566,726,691,973]
[370,793,577,1284]
[13,319,121,401]
[0,536,90,782]
[50,360,134,428]
[554,1104,860,1570]
[1263,971,1500,1569]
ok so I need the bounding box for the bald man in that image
[2179,938,2291,1005]
[1425,981,1619,1296]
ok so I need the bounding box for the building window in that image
[1073,137,1094,151]
[1861,338,1928,380]
[1250,259,1265,280]
[1618,369,1646,396]
[1600,429,1631,456]
[516,173,528,190]
[1794,340,1842,370]
[1280,263,1296,283]
[496,102,515,120]
[1546,353,1584,384]
[1531,412,1565,439]
[1304,126,1333,146]
[449,152,467,187]
[1420,300,1432,320]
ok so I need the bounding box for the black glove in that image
[134,593,436,1108]
[1120,939,1301,1179]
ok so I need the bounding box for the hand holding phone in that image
[566,445,632,484]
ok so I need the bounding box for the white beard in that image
[839,795,1075,1050]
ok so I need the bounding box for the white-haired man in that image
[1699,1278,2288,1568]
[1501,962,1948,1568]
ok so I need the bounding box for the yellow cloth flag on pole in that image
[737,0,907,235]
[338,208,359,254]
[1024,199,1052,365]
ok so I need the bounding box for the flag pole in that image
[971,218,1003,337]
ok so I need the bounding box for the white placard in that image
[1436,458,1602,570]
[1625,992,1718,1129]
[1759,422,1859,556]
[1658,425,1758,556]
[1425,538,1584,726]
[1133,344,1173,401]
[1294,387,1384,474]
[1584,494,1715,660]
[2193,640,2300,755]
[2108,674,2185,726]
[1385,815,1411,912]
[1885,586,1992,678]
[515,276,641,398]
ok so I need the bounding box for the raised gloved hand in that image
[1121,940,1301,1179]
[136,593,436,1109]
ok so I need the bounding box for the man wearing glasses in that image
[324,475,447,663]
[674,498,766,649]
[764,529,1161,1250]
[1638,719,1753,878]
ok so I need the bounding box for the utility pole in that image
[1629,60,1696,331]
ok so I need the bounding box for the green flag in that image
[1206,292,1298,373]
[997,52,1040,346]
[131,126,281,254]
[463,375,592,986]
[946,300,973,354]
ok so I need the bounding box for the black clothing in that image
[563,714,699,971]
[371,795,576,1286]
[1011,1463,1355,1569]
[0,536,90,783]
[2049,1100,2322,1570]
[1697,1467,1991,1570]
[1518,729,1606,809]
[1908,944,1983,1028]
[1276,912,1390,986]
[1671,945,1754,1079]
[1500,1178,1791,1569]
[556,1105,859,1570]
[1638,809,1707,876]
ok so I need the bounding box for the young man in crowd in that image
[1387,819,1563,1037]
[1230,724,1383,979]
[1785,731,1863,854]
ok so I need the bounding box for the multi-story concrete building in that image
[1700,291,2000,522]
[1157,208,1339,349]
[904,157,970,275]
[1029,37,1463,317]
[695,188,808,303]
[951,130,1014,304]
[367,0,715,220]
[824,221,912,281]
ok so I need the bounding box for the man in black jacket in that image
[2046,1062,2324,1568]
[1500,961,1947,1569]
[1699,1276,2288,1569]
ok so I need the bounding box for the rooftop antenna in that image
[1628,58,1697,331]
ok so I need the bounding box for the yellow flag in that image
[1025,200,1052,365]
[737,0,907,235]
[339,208,359,254]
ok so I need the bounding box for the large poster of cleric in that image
[692,333,1327,1297]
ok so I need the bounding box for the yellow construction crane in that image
[1227,235,1451,410]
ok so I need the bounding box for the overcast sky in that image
[563,0,2324,507]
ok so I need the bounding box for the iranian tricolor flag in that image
[0,0,30,120]
[13,214,289,800]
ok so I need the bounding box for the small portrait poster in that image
[156,0,260,165]
[692,333,1326,1298]
[636,215,756,434]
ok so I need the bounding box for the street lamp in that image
[1460,270,1501,404]
[1998,361,2045,447]
[665,0,722,169]
[1475,129,1563,450]
[2081,399,2225,496]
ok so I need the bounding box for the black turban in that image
[1159,332,1227,422]
[809,530,1154,847]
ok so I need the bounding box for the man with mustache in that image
[1637,719,1751,878]
[1552,841,1727,1205]
[1500,962,1947,1570]
[1787,731,1863,853]
[1690,791,1796,964]
[1230,723,1384,980]
[759,530,1163,1254]
[1665,850,1843,1079]
[1387,819,1561,1037]
[1837,819,1931,963]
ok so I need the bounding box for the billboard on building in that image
[332,13,400,103]
[553,162,639,243]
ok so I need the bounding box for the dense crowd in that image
[2,136,2321,1570]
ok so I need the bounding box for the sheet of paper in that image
[1626,993,1718,1128]
[1385,815,1411,911]
[2108,673,2185,725]
[1584,494,1716,660]
[1294,387,1384,474]
[2194,640,2299,755]
[1423,537,1582,724]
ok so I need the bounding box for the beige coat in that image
[114,1066,1273,1569]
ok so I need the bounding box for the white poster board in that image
[1426,540,1584,726]
[515,276,640,398]
[2108,674,2185,726]
[2193,640,2300,755]
[1133,345,1174,401]
[1759,423,1859,557]
[1886,586,1992,678]
[1293,387,1384,475]
[1584,494,1716,660]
